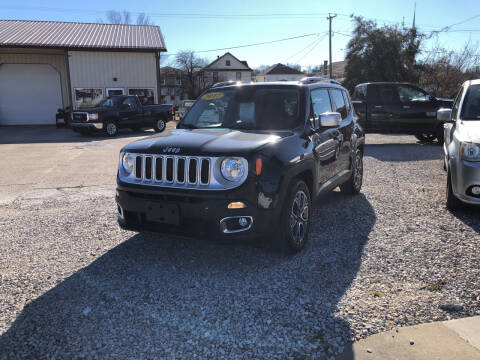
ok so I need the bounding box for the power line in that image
[164,33,322,57]
[296,38,324,64]
[281,33,328,63]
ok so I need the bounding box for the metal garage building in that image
[0,20,166,125]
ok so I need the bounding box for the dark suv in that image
[116,78,365,253]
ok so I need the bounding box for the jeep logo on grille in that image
[163,147,181,153]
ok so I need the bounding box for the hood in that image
[122,128,292,157]
[456,121,480,143]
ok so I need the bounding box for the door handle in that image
[375,105,383,109]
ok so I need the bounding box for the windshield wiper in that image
[228,124,254,130]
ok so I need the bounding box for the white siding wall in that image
[208,54,249,70]
[68,51,158,107]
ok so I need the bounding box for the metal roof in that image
[0,20,166,51]
[263,63,305,75]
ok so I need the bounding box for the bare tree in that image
[175,51,208,98]
[102,10,154,25]
[419,41,480,98]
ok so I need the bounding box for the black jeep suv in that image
[116,78,365,253]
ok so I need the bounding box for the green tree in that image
[344,17,422,91]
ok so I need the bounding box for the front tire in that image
[154,118,166,132]
[280,180,311,254]
[340,149,363,194]
[446,168,462,209]
[105,121,119,137]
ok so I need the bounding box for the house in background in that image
[196,52,252,90]
[160,66,188,106]
[255,63,305,82]
[0,20,166,125]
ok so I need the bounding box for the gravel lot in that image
[0,133,479,359]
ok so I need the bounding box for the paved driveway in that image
[0,125,175,205]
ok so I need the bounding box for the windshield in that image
[99,97,122,108]
[461,84,480,120]
[179,86,304,130]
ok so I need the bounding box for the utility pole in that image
[327,13,337,78]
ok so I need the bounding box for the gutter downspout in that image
[155,51,162,104]
[65,49,73,110]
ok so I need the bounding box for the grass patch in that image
[369,290,383,297]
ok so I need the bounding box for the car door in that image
[310,88,341,184]
[445,87,464,148]
[366,84,395,132]
[396,84,437,133]
[328,88,354,174]
[118,97,139,125]
[371,84,403,133]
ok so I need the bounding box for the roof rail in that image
[212,80,241,88]
[299,77,341,85]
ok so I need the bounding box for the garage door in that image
[0,64,62,125]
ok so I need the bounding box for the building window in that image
[106,88,125,97]
[226,60,231,66]
[74,88,103,109]
[236,72,242,81]
[176,79,182,86]
[213,72,218,83]
[161,79,166,85]
[128,88,155,105]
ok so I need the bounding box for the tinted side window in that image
[342,90,352,115]
[452,87,464,119]
[353,85,366,101]
[329,89,347,119]
[379,85,400,104]
[311,89,332,117]
[397,85,428,103]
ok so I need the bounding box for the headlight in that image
[121,152,136,174]
[221,157,245,181]
[87,113,99,121]
[460,142,480,162]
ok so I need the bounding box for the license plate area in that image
[145,202,180,225]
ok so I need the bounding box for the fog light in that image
[472,186,480,195]
[238,217,248,227]
[227,201,246,209]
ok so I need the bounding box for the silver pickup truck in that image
[438,79,480,209]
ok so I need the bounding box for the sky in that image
[1,0,480,69]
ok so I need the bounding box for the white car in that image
[438,79,480,208]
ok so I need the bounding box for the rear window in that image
[461,84,480,120]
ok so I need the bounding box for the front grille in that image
[72,112,88,122]
[134,154,211,187]
[119,153,248,190]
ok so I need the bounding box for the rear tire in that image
[340,149,363,194]
[279,180,311,254]
[415,133,436,142]
[446,167,462,210]
[154,118,167,132]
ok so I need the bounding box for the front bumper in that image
[115,182,281,240]
[451,159,480,205]
[71,122,103,131]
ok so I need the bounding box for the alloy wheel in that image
[106,122,117,136]
[290,190,309,246]
[157,119,166,131]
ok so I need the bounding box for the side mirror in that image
[320,112,342,127]
[426,94,432,101]
[437,108,453,122]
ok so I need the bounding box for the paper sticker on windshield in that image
[202,92,224,100]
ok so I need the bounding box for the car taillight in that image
[171,106,175,115]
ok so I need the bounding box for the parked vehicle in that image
[439,79,480,209]
[70,96,174,137]
[178,100,195,119]
[352,82,453,142]
[115,78,365,253]
[55,106,72,128]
